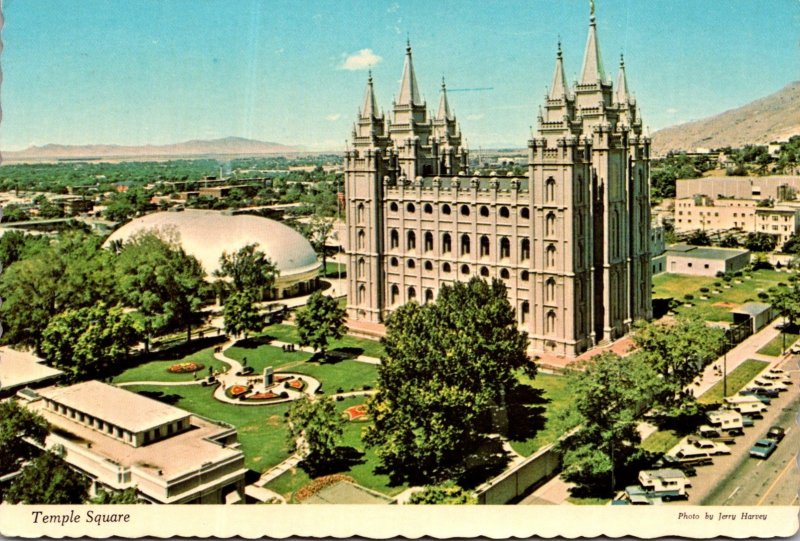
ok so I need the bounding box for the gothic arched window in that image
[545,177,556,202]
[546,277,556,302]
[424,232,434,252]
[546,212,556,237]
[357,258,365,278]
[480,235,490,257]
[521,238,531,261]
[500,237,510,259]
[407,230,416,251]
[442,233,452,253]
[390,284,399,304]
[390,229,399,249]
[546,244,556,268]
[357,230,366,250]
[461,234,471,255]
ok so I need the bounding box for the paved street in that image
[669,353,800,505]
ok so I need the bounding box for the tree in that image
[287,396,344,474]
[685,229,711,246]
[408,482,476,504]
[90,486,141,504]
[215,243,278,300]
[364,277,531,482]
[771,284,800,327]
[0,203,31,223]
[0,231,119,353]
[116,229,206,350]
[631,315,724,412]
[558,352,659,495]
[0,400,49,478]
[719,233,741,248]
[4,447,89,504]
[295,292,346,360]
[41,303,140,382]
[782,233,800,255]
[745,232,778,253]
[223,291,263,339]
[303,216,334,270]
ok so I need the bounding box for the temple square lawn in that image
[653,269,789,323]
[112,323,573,497]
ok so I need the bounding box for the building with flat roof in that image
[0,347,63,398]
[676,176,800,201]
[29,381,247,504]
[664,244,750,277]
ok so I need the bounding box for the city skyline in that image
[1,1,798,151]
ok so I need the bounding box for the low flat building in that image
[0,347,63,398]
[732,302,773,334]
[28,381,246,504]
[676,175,800,201]
[664,244,750,277]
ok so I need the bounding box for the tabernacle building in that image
[344,5,652,356]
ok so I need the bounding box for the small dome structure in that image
[104,210,322,298]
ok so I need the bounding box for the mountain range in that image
[651,81,800,156]
[2,136,305,162]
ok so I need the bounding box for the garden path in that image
[267,339,382,366]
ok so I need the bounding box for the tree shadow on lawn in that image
[134,390,183,406]
[500,382,549,442]
[234,335,277,349]
[456,436,515,490]
[298,446,366,478]
[308,347,364,364]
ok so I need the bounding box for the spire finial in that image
[441,76,446,89]
[406,34,411,53]
[619,53,624,67]
[368,68,373,82]
[557,36,562,57]
[590,0,596,23]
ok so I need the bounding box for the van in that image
[637,469,691,500]
[724,396,768,417]
[705,409,744,436]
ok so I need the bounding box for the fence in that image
[474,443,561,505]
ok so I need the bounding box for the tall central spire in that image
[580,0,605,85]
[616,54,629,104]
[548,41,569,100]
[397,40,423,106]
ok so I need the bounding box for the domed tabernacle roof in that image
[104,210,320,278]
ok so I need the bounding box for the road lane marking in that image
[756,453,798,506]
[726,486,740,500]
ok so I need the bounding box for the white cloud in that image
[340,49,382,71]
[387,3,400,13]
[465,113,485,121]
[325,114,342,122]
[665,107,679,114]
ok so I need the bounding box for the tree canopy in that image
[745,232,778,253]
[287,396,345,475]
[0,400,49,478]
[365,277,531,483]
[215,243,278,300]
[295,292,346,359]
[222,291,263,339]
[116,229,207,349]
[4,447,90,504]
[41,303,140,382]
[558,352,659,495]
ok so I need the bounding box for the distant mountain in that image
[2,136,305,161]
[651,81,800,156]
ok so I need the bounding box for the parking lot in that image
[664,355,799,505]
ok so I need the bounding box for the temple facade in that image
[344,6,652,357]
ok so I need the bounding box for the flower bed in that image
[167,361,204,374]
[286,378,306,391]
[295,474,357,502]
[344,404,368,421]
[248,391,280,400]
[274,375,292,383]
[226,385,249,398]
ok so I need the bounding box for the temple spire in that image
[580,0,605,84]
[616,54,629,104]
[397,40,423,106]
[361,70,380,118]
[548,41,569,100]
[437,77,453,120]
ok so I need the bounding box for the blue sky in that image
[1,0,798,151]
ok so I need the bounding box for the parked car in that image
[622,485,665,505]
[761,371,791,383]
[635,469,691,501]
[767,367,786,376]
[697,426,736,444]
[766,426,785,442]
[749,439,778,459]
[705,410,745,436]
[653,454,698,476]
[669,436,731,460]
[752,378,788,392]
[739,388,776,403]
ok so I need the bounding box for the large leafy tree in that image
[364,277,531,483]
[408,482,476,505]
[558,352,659,495]
[302,216,334,270]
[222,291,263,339]
[116,229,206,350]
[287,396,344,474]
[215,243,278,300]
[745,231,778,253]
[0,231,118,353]
[4,447,90,504]
[90,487,141,504]
[0,400,49,478]
[41,303,140,382]
[295,292,346,360]
[771,284,800,327]
[632,314,724,411]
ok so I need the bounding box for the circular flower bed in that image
[286,378,306,391]
[249,391,280,400]
[167,362,204,374]
[227,385,249,398]
[344,404,368,421]
[274,375,292,383]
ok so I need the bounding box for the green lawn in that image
[262,324,386,359]
[757,332,799,357]
[265,395,408,501]
[322,262,347,279]
[225,343,313,373]
[508,372,575,457]
[289,360,378,393]
[641,429,683,455]
[567,496,611,505]
[698,359,769,405]
[112,348,230,384]
[122,384,293,473]
[654,270,789,322]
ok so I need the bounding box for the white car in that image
[768,368,786,375]
[753,378,788,391]
[762,371,791,383]
[670,436,731,459]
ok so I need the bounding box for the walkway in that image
[268,339,381,366]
